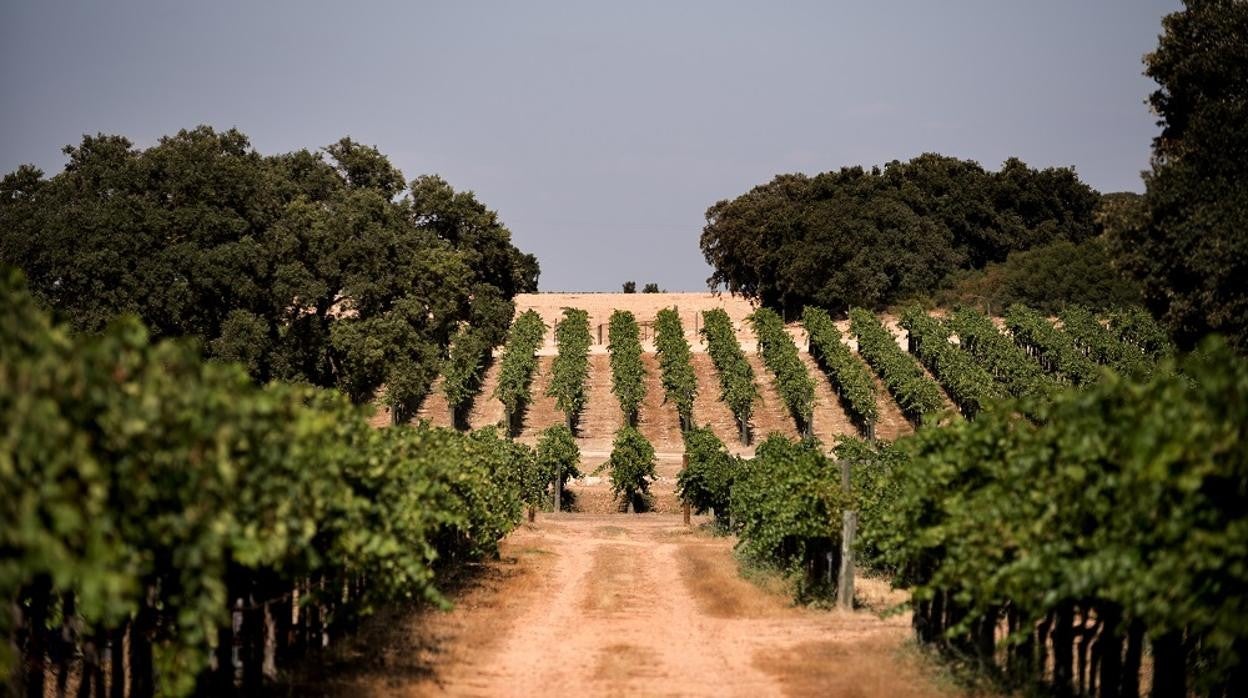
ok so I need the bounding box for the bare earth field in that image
[281,514,972,698]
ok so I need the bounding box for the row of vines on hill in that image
[946,306,1056,403]
[654,308,697,431]
[1107,307,1175,360]
[1060,306,1150,376]
[848,309,945,424]
[679,333,1248,696]
[898,308,999,419]
[546,308,592,431]
[493,310,547,436]
[1,271,536,697]
[608,426,657,513]
[748,308,815,437]
[1005,304,1101,386]
[607,310,647,426]
[802,307,878,438]
[678,426,868,601]
[699,309,757,443]
[873,339,1247,697]
[442,325,496,429]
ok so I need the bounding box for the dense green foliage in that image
[731,436,845,594]
[833,437,905,575]
[701,154,1100,314]
[699,309,757,442]
[802,307,878,434]
[442,327,500,429]
[873,338,1248,696]
[440,292,516,425]
[898,308,1000,419]
[849,309,945,424]
[1115,0,1248,351]
[937,236,1142,315]
[1108,306,1176,361]
[607,310,647,425]
[946,306,1056,402]
[676,427,738,526]
[1059,306,1150,377]
[0,271,530,694]
[748,308,815,436]
[1005,304,1100,386]
[0,128,537,421]
[608,426,657,512]
[493,310,547,435]
[654,308,697,430]
[546,308,592,429]
[533,424,581,511]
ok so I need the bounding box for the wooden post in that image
[553,460,562,515]
[681,453,691,525]
[837,459,856,610]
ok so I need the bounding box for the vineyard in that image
[6,285,1246,697]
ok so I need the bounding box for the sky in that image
[0,1,1180,292]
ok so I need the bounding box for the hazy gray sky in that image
[1,1,1178,291]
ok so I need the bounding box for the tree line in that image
[700,0,1247,353]
[701,153,1103,316]
[0,127,539,421]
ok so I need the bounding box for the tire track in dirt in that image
[326,515,975,698]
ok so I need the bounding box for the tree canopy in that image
[0,126,538,419]
[700,154,1101,315]
[1114,0,1248,351]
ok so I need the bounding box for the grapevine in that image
[493,309,547,436]
[1059,306,1150,376]
[607,309,647,425]
[849,308,945,424]
[654,307,698,430]
[1107,306,1175,360]
[546,307,592,430]
[608,425,657,512]
[1004,304,1100,386]
[442,324,495,428]
[700,308,757,443]
[873,338,1248,695]
[802,306,878,436]
[748,307,815,437]
[947,306,1057,402]
[0,270,534,695]
[899,307,1001,419]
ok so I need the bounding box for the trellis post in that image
[837,458,856,610]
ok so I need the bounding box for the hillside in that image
[375,292,919,511]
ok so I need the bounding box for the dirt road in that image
[289,514,967,697]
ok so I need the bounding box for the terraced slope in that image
[575,352,622,446]
[798,351,858,445]
[516,356,563,445]
[373,295,928,509]
[690,352,748,453]
[636,353,685,462]
[468,357,507,430]
[744,353,801,441]
[414,376,454,428]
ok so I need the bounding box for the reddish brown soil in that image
[690,352,749,452]
[282,514,974,697]
[372,294,926,450]
[745,353,802,442]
